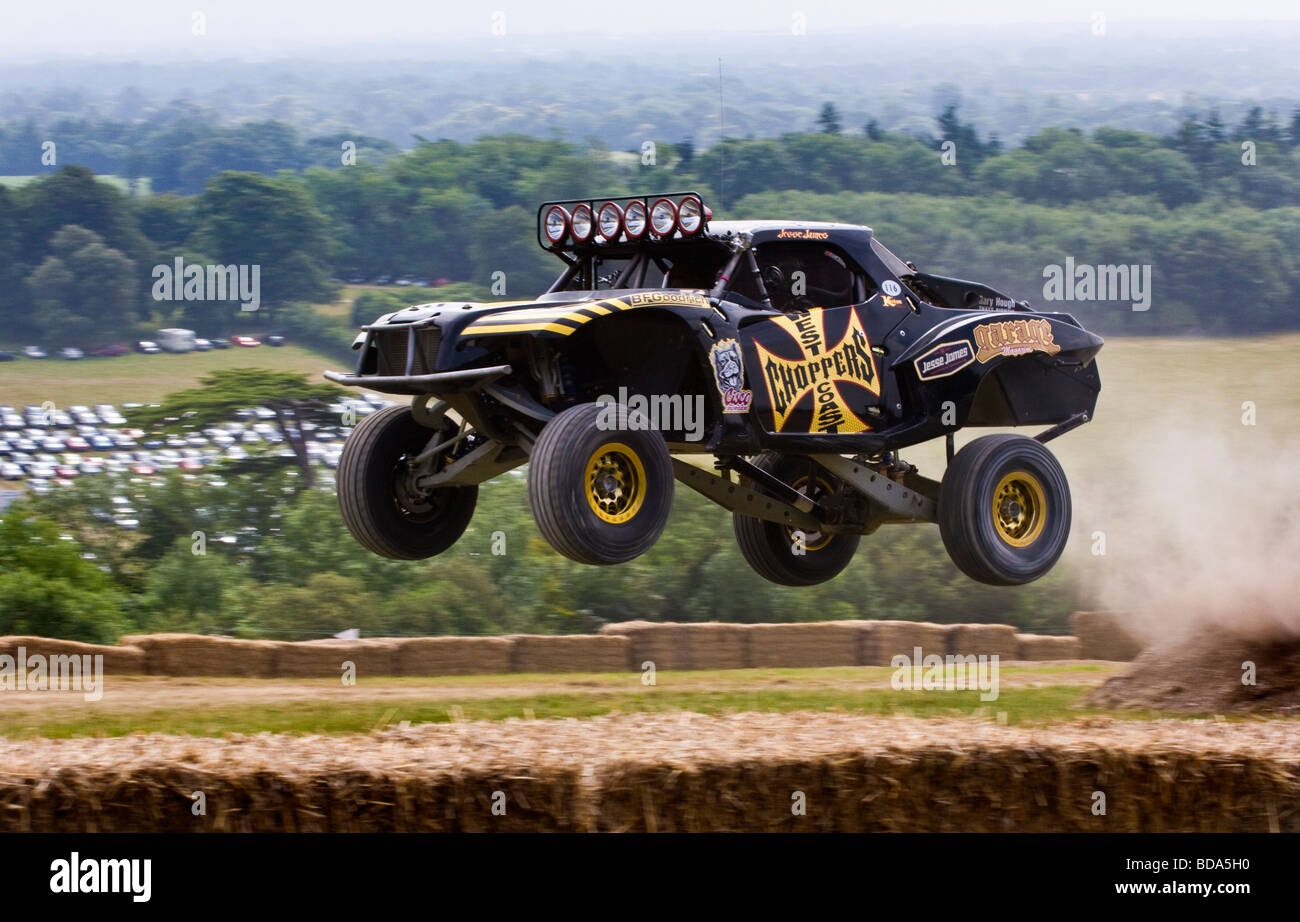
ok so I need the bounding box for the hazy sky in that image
[4,0,1300,57]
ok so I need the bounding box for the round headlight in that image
[543,205,569,244]
[649,197,677,237]
[596,201,623,241]
[570,203,594,243]
[623,200,647,239]
[676,195,705,235]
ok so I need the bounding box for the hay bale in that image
[272,638,398,678]
[748,622,865,668]
[1070,611,1143,661]
[945,623,1019,660]
[860,621,950,666]
[599,621,689,671]
[1015,634,1083,661]
[508,635,631,673]
[2,714,1298,832]
[119,633,277,677]
[394,637,514,676]
[0,636,144,676]
[681,623,752,670]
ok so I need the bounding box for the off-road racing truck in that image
[327,192,1102,586]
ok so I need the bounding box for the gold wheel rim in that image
[584,442,647,524]
[991,471,1047,548]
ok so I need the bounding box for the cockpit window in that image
[752,242,868,311]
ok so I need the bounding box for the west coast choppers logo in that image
[972,318,1061,363]
[753,308,880,433]
[709,338,753,414]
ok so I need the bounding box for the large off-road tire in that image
[732,453,861,586]
[527,402,673,565]
[938,433,1071,585]
[337,404,477,560]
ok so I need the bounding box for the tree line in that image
[1,106,1297,348]
[3,459,1083,645]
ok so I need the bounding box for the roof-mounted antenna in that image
[718,57,725,211]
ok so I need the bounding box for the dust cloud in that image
[1071,417,1300,646]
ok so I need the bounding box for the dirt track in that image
[0,664,1116,717]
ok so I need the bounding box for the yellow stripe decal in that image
[463,321,578,336]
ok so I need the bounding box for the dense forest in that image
[1,103,1298,350]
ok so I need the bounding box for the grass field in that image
[0,663,1247,739]
[0,343,350,407]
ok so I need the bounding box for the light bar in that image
[536,192,708,248]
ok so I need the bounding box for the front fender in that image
[891,309,1103,428]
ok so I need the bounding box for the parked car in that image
[58,347,84,360]
[88,344,129,357]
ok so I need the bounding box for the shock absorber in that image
[558,360,579,406]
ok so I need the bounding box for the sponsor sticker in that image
[881,279,902,297]
[752,308,880,433]
[972,318,1061,363]
[627,291,710,308]
[709,338,753,413]
[913,340,975,380]
[976,294,1016,310]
